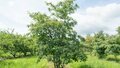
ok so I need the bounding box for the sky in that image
[0,0,120,36]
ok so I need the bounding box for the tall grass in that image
[70,55,120,68]
[0,57,48,68]
[0,56,120,68]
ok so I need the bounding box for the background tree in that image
[0,30,16,58]
[117,26,120,35]
[105,27,120,62]
[0,30,36,58]
[84,34,94,55]
[92,31,108,58]
[13,35,34,56]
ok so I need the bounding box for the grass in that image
[0,56,120,68]
[0,56,48,68]
[70,55,120,68]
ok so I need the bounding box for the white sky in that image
[0,0,120,35]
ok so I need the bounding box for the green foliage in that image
[84,34,94,54]
[29,0,86,68]
[106,44,120,55]
[87,29,120,59]
[105,35,120,61]
[83,26,120,61]
[91,31,108,58]
[0,30,37,58]
[117,26,120,35]
[105,27,120,59]
[0,30,17,57]
[47,0,79,19]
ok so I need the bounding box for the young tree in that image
[28,0,87,68]
[92,31,108,58]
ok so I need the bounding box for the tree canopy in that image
[28,0,86,68]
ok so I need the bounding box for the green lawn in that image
[0,56,120,68]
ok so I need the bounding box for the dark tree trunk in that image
[114,55,118,62]
[24,52,27,56]
[12,54,16,58]
[54,63,60,68]
[53,55,61,68]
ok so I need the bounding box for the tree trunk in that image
[54,63,60,68]
[53,55,61,68]
[12,54,16,58]
[24,52,27,56]
[61,63,65,68]
[11,53,16,58]
[114,55,118,62]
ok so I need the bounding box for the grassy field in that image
[69,55,120,68]
[0,56,120,68]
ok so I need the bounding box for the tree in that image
[13,35,33,56]
[28,0,87,68]
[0,30,17,58]
[84,34,94,55]
[0,30,35,58]
[117,26,120,35]
[106,44,120,62]
[106,30,120,62]
[92,31,108,58]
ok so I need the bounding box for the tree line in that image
[84,29,120,60]
[0,30,38,58]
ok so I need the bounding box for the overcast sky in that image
[0,0,120,35]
